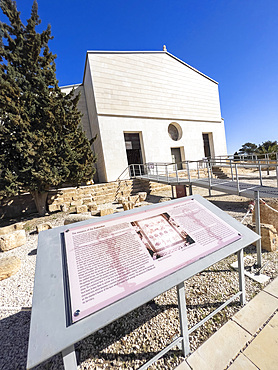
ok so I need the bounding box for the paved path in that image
[176,276,278,370]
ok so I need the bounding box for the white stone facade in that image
[61,50,227,183]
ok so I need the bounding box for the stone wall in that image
[0,179,171,219]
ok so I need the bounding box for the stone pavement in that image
[176,276,278,370]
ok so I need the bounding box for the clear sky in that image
[2,0,278,154]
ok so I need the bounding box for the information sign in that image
[64,197,242,323]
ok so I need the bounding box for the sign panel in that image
[64,197,241,323]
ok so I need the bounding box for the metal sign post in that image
[254,190,262,268]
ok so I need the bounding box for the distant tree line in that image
[234,141,278,159]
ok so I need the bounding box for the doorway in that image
[202,133,212,158]
[171,148,182,170]
[124,133,144,175]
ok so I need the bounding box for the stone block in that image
[123,201,135,211]
[128,195,138,203]
[61,204,69,212]
[187,320,252,370]
[48,204,61,213]
[0,230,26,252]
[36,222,52,233]
[117,197,126,204]
[63,194,74,202]
[232,290,278,335]
[76,205,88,214]
[70,200,83,207]
[100,208,114,216]
[159,197,172,203]
[0,222,24,236]
[82,197,93,205]
[264,276,278,298]
[91,210,100,216]
[253,199,278,231]
[228,354,257,369]
[261,224,277,252]
[175,361,191,370]
[95,196,107,205]
[64,214,92,225]
[243,313,278,370]
[0,256,21,281]
[138,192,147,202]
[87,202,98,211]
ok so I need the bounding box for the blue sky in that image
[2,0,278,154]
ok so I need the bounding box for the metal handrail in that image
[116,155,278,189]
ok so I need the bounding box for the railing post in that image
[197,161,200,179]
[186,161,191,182]
[230,159,234,180]
[259,161,262,186]
[267,153,270,175]
[176,282,190,356]
[139,164,142,176]
[254,190,262,268]
[175,163,179,182]
[237,248,246,305]
[156,163,159,180]
[166,164,169,182]
[235,163,240,194]
[206,160,211,196]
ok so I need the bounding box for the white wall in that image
[98,115,227,182]
[88,52,222,122]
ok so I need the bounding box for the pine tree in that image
[0,0,96,215]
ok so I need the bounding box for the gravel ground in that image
[0,185,277,370]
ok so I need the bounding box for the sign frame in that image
[27,195,260,369]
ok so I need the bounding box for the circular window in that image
[168,123,182,141]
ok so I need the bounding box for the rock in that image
[82,197,93,205]
[0,230,26,252]
[100,208,114,217]
[0,256,21,281]
[87,202,98,211]
[249,223,277,252]
[138,192,147,202]
[91,210,100,216]
[48,204,61,213]
[36,222,52,233]
[253,199,278,231]
[76,205,88,214]
[123,201,135,211]
[61,204,69,212]
[261,224,277,252]
[64,214,93,225]
[70,200,83,207]
[117,197,126,205]
[0,222,24,236]
[159,197,172,203]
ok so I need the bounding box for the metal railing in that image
[117,156,278,194]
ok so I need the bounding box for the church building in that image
[61,48,227,183]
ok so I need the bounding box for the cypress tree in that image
[0,0,96,215]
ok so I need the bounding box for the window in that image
[168,123,182,141]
